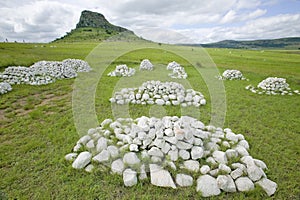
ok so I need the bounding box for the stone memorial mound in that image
[140,59,154,71]
[246,77,299,95]
[109,80,206,107]
[167,61,187,79]
[217,70,246,80]
[65,116,277,197]
[107,64,135,77]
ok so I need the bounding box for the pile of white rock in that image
[217,70,246,80]
[246,77,299,95]
[140,59,154,71]
[65,116,277,197]
[167,61,187,79]
[107,64,135,77]
[0,82,12,95]
[109,80,206,107]
[0,59,91,86]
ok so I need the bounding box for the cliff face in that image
[76,10,128,33]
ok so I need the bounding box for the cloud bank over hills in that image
[0,0,299,43]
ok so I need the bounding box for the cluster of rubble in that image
[0,59,91,86]
[108,64,135,77]
[109,80,206,107]
[66,116,277,197]
[246,77,299,95]
[217,70,246,80]
[167,61,187,79]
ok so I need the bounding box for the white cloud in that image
[0,0,299,43]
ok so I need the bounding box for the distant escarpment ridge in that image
[182,37,300,49]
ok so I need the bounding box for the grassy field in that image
[0,42,300,199]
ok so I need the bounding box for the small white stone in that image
[200,165,210,174]
[107,145,119,158]
[212,150,228,164]
[235,177,254,192]
[164,128,174,137]
[72,151,92,169]
[256,178,277,196]
[217,175,236,192]
[65,153,77,161]
[183,160,199,172]
[123,168,137,187]
[93,150,110,163]
[123,152,140,166]
[176,174,193,187]
[176,141,193,150]
[196,175,221,197]
[168,149,179,161]
[139,164,147,180]
[129,144,139,152]
[230,168,244,180]
[111,159,125,175]
[96,137,108,152]
[179,149,190,160]
[247,165,264,182]
[84,164,94,173]
[218,163,231,174]
[191,146,204,160]
[148,147,164,157]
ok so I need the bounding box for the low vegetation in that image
[0,42,299,199]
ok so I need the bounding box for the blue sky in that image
[0,0,299,43]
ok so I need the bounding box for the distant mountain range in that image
[187,37,300,49]
[53,10,145,43]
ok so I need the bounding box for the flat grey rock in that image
[149,164,176,189]
[123,168,137,187]
[247,165,264,181]
[183,160,199,172]
[111,159,125,175]
[93,150,110,163]
[148,147,164,157]
[176,141,193,150]
[200,165,210,174]
[191,146,204,160]
[217,175,236,192]
[179,149,190,160]
[176,174,193,187]
[235,177,254,192]
[256,178,277,196]
[212,150,227,164]
[123,152,141,166]
[65,153,77,161]
[196,175,221,197]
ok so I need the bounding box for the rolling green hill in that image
[186,37,300,49]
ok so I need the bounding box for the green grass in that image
[0,41,300,199]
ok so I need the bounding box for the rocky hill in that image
[53,10,143,43]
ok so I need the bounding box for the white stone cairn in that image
[0,82,12,95]
[166,61,187,79]
[217,69,246,80]
[65,116,276,197]
[107,64,135,77]
[0,59,91,94]
[139,59,154,71]
[110,80,206,107]
[246,77,299,95]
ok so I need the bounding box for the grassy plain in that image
[0,42,299,199]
